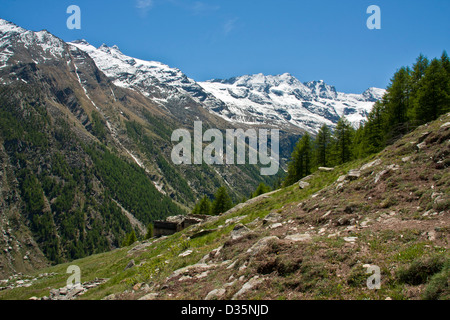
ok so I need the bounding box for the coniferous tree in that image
[315,124,331,167]
[145,223,154,239]
[333,117,354,164]
[211,186,233,215]
[412,54,430,82]
[192,202,200,215]
[284,133,312,186]
[441,51,450,75]
[272,177,283,190]
[251,182,271,198]
[408,54,430,121]
[412,58,450,124]
[385,67,412,136]
[360,100,387,156]
[122,230,137,247]
[353,52,449,159]
[352,125,365,159]
[197,195,212,216]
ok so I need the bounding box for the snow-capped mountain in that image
[0,19,68,67]
[70,39,385,134]
[199,75,386,133]
[0,17,385,135]
[69,40,222,109]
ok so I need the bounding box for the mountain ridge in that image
[199,73,385,133]
[67,36,385,134]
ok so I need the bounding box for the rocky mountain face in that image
[0,19,283,275]
[68,40,226,127]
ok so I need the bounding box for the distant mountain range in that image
[69,38,385,135]
[200,75,385,133]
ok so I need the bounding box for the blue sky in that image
[1,0,449,93]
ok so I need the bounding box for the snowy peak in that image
[0,18,67,64]
[362,87,386,102]
[199,73,386,133]
[69,38,225,116]
[0,18,26,34]
[71,39,90,46]
[209,73,304,89]
[69,39,196,93]
[207,74,340,100]
[205,73,313,103]
[98,43,123,57]
[304,80,337,100]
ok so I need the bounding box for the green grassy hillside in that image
[1,112,448,300]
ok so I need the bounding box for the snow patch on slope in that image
[69,40,196,96]
[0,19,66,61]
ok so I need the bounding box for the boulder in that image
[374,169,388,184]
[205,288,226,300]
[336,217,350,226]
[247,236,279,256]
[169,263,212,280]
[232,276,264,300]
[124,259,135,271]
[269,223,283,229]
[230,224,251,240]
[343,236,358,243]
[67,285,85,298]
[374,164,399,184]
[416,142,426,150]
[402,156,411,163]
[190,228,217,239]
[285,233,312,242]
[298,181,310,189]
[178,250,193,257]
[346,170,361,180]
[59,287,68,296]
[360,159,381,171]
[139,293,159,300]
[225,216,246,225]
[262,212,281,225]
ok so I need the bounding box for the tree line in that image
[283,51,450,185]
[191,186,233,216]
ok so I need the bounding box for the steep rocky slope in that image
[1,112,448,300]
[0,19,285,274]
